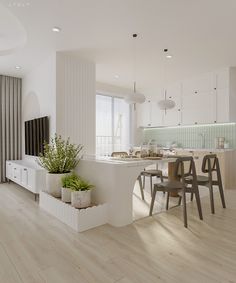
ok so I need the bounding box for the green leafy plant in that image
[61,173,94,191]
[38,134,83,173]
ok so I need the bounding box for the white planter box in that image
[39,192,108,232]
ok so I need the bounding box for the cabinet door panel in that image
[165,83,182,108]
[151,101,163,127]
[136,100,151,127]
[163,110,181,126]
[183,72,214,95]
[21,168,28,186]
[216,88,229,122]
[6,162,13,179]
[182,93,216,125]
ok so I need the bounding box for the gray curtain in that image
[0,75,22,182]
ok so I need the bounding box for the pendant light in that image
[124,34,146,105]
[158,49,175,112]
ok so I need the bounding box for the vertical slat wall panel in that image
[56,54,96,154]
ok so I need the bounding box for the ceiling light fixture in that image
[8,1,30,7]
[166,54,172,59]
[124,34,145,107]
[114,75,119,79]
[52,26,62,33]
[15,65,21,70]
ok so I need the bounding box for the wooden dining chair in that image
[187,154,226,214]
[149,156,203,228]
[111,151,145,200]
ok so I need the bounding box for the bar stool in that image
[149,156,203,228]
[186,154,226,214]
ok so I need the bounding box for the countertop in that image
[172,147,235,152]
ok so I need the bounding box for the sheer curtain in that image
[96,94,130,156]
[0,75,22,182]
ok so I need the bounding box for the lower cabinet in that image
[6,160,46,195]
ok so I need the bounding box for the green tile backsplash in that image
[143,123,236,149]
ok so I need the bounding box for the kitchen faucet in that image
[199,133,206,148]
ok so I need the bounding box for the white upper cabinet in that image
[162,83,182,126]
[136,100,151,127]
[136,67,236,127]
[182,92,216,125]
[214,67,236,123]
[136,98,163,127]
[182,72,215,96]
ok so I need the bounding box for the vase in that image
[71,190,91,208]
[61,187,71,203]
[46,173,68,198]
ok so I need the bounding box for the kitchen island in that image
[77,156,175,227]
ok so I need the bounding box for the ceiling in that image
[1,0,236,96]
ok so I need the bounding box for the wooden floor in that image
[0,183,236,283]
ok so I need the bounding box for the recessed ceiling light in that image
[15,65,21,70]
[114,75,119,79]
[52,26,62,33]
[166,54,172,59]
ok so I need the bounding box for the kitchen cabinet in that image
[136,99,163,127]
[163,83,182,126]
[136,67,236,128]
[182,92,216,125]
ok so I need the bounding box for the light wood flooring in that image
[0,182,236,283]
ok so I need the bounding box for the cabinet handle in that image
[178,123,181,126]
[24,168,27,171]
[195,122,198,124]
[214,121,217,123]
[214,88,217,90]
[148,124,151,126]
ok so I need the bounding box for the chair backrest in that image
[111,151,128,157]
[174,156,197,185]
[202,154,217,173]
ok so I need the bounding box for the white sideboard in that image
[6,160,46,200]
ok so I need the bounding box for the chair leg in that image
[138,175,144,200]
[190,192,194,201]
[160,173,164,183]
[178,195,182,206]
[218,182,226,209]
[209,185,215,214]
[149,189,157,216]
[166,192,170,210]
[182,190,188,228]
[194,186,203,220]
[143,176,145,191]
[150,176,153,195]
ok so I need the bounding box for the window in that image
[96,94,130,156]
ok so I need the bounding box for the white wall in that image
[22,53,56,158]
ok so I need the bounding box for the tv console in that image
[6,160,46,200]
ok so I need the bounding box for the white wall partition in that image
[56,53,96,155]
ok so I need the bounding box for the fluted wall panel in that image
[56,53,96,154]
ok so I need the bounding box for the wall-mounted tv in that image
[25,116,49,156]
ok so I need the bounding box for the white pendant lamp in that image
[124,82,146,104]
[158,90,175,110]
[125,34,145,105]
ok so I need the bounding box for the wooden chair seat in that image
[185,175,209,185]
[154,181,184,191]
[141,170,162,177]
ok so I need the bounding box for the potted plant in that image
[69,176,94,208]
[61,173,78,203]
[38,134,83,198]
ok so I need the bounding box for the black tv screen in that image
[25,116,49,156]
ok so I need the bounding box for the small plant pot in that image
[71,190,91,209]
[61,187,71,203]
[46,173,69,198]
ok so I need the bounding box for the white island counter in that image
[77,156,175,227]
